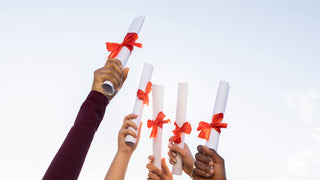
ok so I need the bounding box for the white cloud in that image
[287,90,320,175]
[286,89,320,123]
[288,147,320,173]
[313,127,320,143]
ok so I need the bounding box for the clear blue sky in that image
[0,0,319,179]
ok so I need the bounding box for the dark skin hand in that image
[192,145,226,180]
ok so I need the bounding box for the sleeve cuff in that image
[88,90,109,108]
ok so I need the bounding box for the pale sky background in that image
[0,0,319,179]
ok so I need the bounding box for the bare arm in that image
[105,114,142,180]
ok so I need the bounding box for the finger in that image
[192,167,213,178]
[161,158,171,175]
[95,69,120,82]
[119,129,137,138]
[167,150,177,164]
[195,152,211,165]
[168,143,186,158]
[104,61,122,77]
[135,122,142,145]
[124,114,138,121]
[105,57,122,69]
[147,171,160,180]
[148,155,155,162]
[203,146,224,164]
[116,67,129,91]
[122,119,138,130]
[194,160,213,175]
[146,162,162,175]
[168,136,174,143]
[122,67,129,84]
[184,143,191,153]
[168,158,175,165]
[96,70,121,89]
[197,145,207,155]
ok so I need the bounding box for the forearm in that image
[43,91,109,180]
[105,152,131,180]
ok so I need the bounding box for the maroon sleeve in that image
[43,91,109,180]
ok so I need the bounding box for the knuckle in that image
[195,153,201,160]
[194,160,200,167]
[94,69,100,76]
[220,157,225,164]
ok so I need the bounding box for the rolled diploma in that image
[103,16,145,95]
[172,83,188,175]
[152,84,164,169]
[125,63,153,145]
[206,81,230,150]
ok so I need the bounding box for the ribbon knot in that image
[147,111,171,138]
[197,113,227,140]
[106,33,142,58]
[172,122,192,144]
[137,81,152,105]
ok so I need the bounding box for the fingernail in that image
[168,143,172,148]
[209,161,213,167]
[210,169,214,174]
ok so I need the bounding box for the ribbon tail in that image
[150,127,158,138]
[144,97,149,105]
[133,42,143,48]
[173,136,182,144]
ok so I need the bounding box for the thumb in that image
[122,67,129,83]
[136,122,143,145]
[161,158,171,175]
[184,143,191,154]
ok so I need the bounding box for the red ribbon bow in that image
[172,122,192,144]
[197,113,227,140]
[106,33,142,58]
[137,81,152,105]
[147,111,171,138]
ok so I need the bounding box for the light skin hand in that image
[168,136,194,177]
[92,57,129,101]
[146,156,173,180]
[117,114,142,156]
[192,145,226,180]
[104,114,141,180]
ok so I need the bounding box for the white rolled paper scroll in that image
[172,83,188,175]
[152,84,164,169]
[125,63,153,145]
[206,81,230,150]
[103,16,145,95]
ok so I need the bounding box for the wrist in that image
[92,84,108,97]
[186,168,193,178]
[116,151,132,160]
